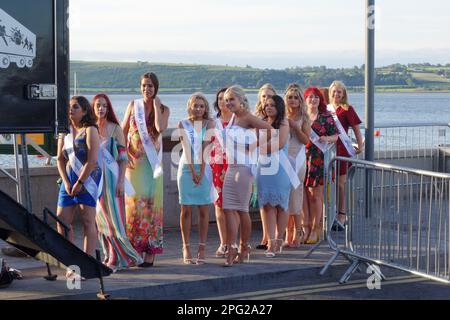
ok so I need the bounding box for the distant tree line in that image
[70,61,449,92]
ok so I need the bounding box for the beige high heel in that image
[235,243,252,263]
[182,243,195,265]
[264,239,277,258]
[196,243,206,265]
[224,244,239,267]
[215,244,227,257]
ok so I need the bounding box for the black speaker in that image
[0,0,69,134]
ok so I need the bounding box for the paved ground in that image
[1,221,450,300]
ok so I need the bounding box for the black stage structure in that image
[0,0,112,299]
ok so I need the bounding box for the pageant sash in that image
[327,104,356,157]
[134,99,163,178]
[181,119,203,165]
[213,114,235,154]
[64,129,103,200]
[259,139,300,189]
[310,129,333,154]
[180,120,218,203]
[293,144,306,174]
[225,126,258,177]
[98,140,135,196]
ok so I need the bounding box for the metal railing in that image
[321,156,450,284]
[349,122,450,160]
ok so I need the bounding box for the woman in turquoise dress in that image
[256,95,293,257]
[93,93,143,271]
[177,93,215,264]
[122,73,170,267]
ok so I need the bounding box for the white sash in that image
[181,119,203,165]
[98,140,135,196]
[310,130,333,154]
[63,129,103,200]
[213,114,235,154]
[134,99,163,178]
[225,126,258,177]
[259,138,300,189]
[293,144,306,174]
[180,119,218,203]
[327,104,356,157]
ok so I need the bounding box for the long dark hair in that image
[92,93,119,125]
[140,72,166,139]
[71,96,98,129]
[263,95,285,129]
[214,87,228,117]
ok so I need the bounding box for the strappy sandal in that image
[215,244,227,257]
[224,244,239,267]
[234,243,252,264]
[182,243,195,265]
[264,239,277,258]
[196,243,206,265]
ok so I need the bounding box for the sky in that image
[69,0,450,69]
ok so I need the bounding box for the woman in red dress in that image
[210,87,233,257]
[327,81,364,230]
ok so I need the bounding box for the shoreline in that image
[72,88,450,95]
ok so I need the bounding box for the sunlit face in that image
[218,91,227,113]
[190,98,207,119]
[94,97,108,119]
[260,88,275,104]
[331,86,345,105]
[141,78,155,99]
[306,93,320,109]
[264,98,277,118]
[285,89,301,109]
[224,92,241,113]
[69,99,86,123]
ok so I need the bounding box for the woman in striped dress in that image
[93,94,143,271]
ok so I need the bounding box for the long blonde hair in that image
[284,83,309,124]
[329,80,349,108]
[255,83,277,117]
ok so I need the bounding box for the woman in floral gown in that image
[122,73,170,267]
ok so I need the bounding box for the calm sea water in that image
[1,92,449,167]
[85,92,450,127]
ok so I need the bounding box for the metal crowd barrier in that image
[321,156,450,284]
[349,122,450,160]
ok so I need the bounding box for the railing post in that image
[365,0,375,218]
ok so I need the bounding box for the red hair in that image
[92,93,120,125]
[304,87,328,114]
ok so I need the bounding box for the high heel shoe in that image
[182,243,195,265]
[291,228,305,247]
[264,239,277,258]
[234,243,252,263]
[276,239,284,253]
[306,227,320,244]
[196,243,206,265]
[224,244,239,267]
[215,244,227,257]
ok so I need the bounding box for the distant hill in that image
[70,61,450,94]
